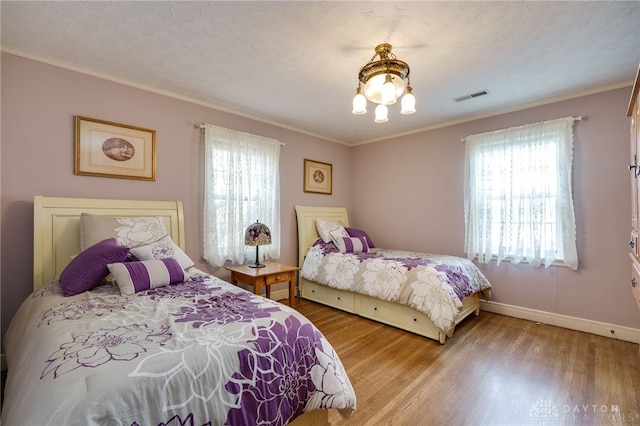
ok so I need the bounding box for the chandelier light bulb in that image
[400,86,416,115]
[381,74,397,105]
[374,104,388,123]
[352,87,367,115]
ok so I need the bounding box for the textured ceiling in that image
[2,1,639,145]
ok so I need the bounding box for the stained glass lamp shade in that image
[244,220,272,268]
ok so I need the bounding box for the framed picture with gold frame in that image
[75,116,156,181]
[303,159,332,195]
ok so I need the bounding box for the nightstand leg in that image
[289,275,296,308]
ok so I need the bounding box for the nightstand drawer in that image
[266,271,293,285]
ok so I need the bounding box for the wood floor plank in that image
[292,297,640,426]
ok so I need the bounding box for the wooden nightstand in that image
[226,262,300,307]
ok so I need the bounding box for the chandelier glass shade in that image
[352,43,416,121]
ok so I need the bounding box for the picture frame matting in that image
[75,116,156,181]
[303,159,332,195]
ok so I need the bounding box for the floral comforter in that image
[301,240,492,337]
[2,273,356,426]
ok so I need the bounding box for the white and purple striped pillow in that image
[333,236,369,254]
[107,258,185,295]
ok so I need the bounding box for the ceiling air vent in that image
[454,90,489,102]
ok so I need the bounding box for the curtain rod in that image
[460,115,584,143]
[195,123,285,147]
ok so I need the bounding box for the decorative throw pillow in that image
[345,227,376,248]
[59,238,130,297]
[329,227,350,244]
[332,236,369,254]
[129,235,195,270]
[79,213,167,251]
[316,219,347,243]
[107,258,185,295]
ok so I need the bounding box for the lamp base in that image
[249,245,265,268]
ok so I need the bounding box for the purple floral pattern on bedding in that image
[130,413,198,426]
[175,291,280,328]
[39,297,130,325]
[41,324,171,379]
[144,275,221,300]
[37,276,222,326]
[4,271,355,425]
[32,282,58,298]
[433,263,473,300]
[313,239,476,300]
[303,241,492,336]
[225,315,321,425]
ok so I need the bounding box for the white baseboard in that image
[289,287,638,343]
[480,300,640,344]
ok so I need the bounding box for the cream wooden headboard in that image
[33,196,186,291]
[294,205,349,267]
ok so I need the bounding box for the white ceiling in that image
[2,1,639,145]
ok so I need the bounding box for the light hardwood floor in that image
[293,297,640,426]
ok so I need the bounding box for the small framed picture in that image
[303,159,332,195]
[75,116,156,181]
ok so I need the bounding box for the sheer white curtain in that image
[203,124,281,267]
[464,116,578,270]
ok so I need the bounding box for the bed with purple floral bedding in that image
[295,205,492,344]
[2,197,355,426]
[301,240,492,338]
[2,272,356,425]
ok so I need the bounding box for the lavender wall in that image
[351,87,639,329]
[0,53,352,348]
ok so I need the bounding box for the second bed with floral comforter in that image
[301,240,492,337]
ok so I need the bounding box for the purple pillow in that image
[107,258,185,295]
[59,238,130,297]
[345,227,375,248]
[334,236,369,254]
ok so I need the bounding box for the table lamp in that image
[244,220,272,268]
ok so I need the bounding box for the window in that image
[464,116,578,270]
[203,124,281,267]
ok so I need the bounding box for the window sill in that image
[470,255,574,269]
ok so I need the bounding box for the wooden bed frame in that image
[295,205,480,344]
[32,196,330,426]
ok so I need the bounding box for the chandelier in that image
[352,43,416,123]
